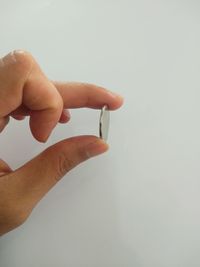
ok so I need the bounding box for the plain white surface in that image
[1,0,200,266]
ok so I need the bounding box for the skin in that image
[0,50,123,236]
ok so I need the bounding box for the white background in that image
[0,0,200,266]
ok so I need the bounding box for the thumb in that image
[11,136,108,208]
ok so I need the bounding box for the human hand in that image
[0,50,123,236]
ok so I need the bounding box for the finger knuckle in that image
[56,151,75,180]
[10,50,33,75]
[0,51,34,110]
[1,50,33,72]
[6,50,34,80]
[12,49,32,61]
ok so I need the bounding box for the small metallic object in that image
[99,105,110,141]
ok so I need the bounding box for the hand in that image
[0,50,123,236]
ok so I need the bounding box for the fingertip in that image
[59,109,71,124]
[29,119,51,143]
[107,93,124,110]
[85,137,109,158]
[32,133,48,143]
[98,87,124,110]
[12,115,26,121]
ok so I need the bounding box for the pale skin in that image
[0,50,123,236]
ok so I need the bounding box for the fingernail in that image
[63,109,71,119]
[107,90,124,100]
[85,139,109,158]
[38,130,52,143]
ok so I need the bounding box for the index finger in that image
[53,82,124,110]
